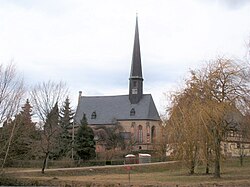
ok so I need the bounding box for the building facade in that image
[222,129,250,157]
[74,16,161,152]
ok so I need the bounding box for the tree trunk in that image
[206,162,209,174]
[239,146,244,166]
[240,154,243,167]
[190,160,195,175]
[205,146,210,174]
[214,131,221,178]
[190,145,198,175]
[42,152,49,174]
[1,121,17,171]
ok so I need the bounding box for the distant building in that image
[74,16,161,152]
[165,109,250,158]
[222,110,250,157]
[223,129,250,157]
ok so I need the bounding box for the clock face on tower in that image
[132,88,138,94]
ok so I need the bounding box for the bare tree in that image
[0,63,24,124]
[30,80,68,122]
[30,81,68,173]
[0,63,25,171]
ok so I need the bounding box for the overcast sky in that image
[1,0,250,115]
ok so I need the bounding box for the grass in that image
[2,157,250,186]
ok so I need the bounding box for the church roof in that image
[74,94,160,125]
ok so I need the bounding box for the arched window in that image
[130,108,135,116]
[146,123,150,143]
[131,123,135,134]
[138,125,143,143]
[131,122,135,141]
[151,126,156,143]
[91,111,97,119]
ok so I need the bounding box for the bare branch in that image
[0,63,25,124]
[30,80,68,122]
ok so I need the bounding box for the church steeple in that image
[129,15,143,104]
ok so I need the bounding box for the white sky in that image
[1,0,250,115]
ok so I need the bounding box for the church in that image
[74,16,161,152]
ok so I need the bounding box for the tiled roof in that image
[74,94,160,125]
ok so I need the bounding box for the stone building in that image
[74,16,161,152]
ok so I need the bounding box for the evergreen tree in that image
[75,114,96,160]
[41,102,60,173]
[0,99,37,161]
[58,96,74,158]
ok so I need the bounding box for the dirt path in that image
[5,161,178,174]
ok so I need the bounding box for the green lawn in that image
[1,157,250,186]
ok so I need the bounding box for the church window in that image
[138,125,143,143]
[146,123,150,143]
[131,123,135,134]
[151,126,156,143]
[131,122,136,141]
[91,111,97,119]
[130,108,135,116]
[146,123,150,135]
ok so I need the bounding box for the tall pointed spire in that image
[129,14,144,104]
[130,14,143,79]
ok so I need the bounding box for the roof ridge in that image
[80,94,129,98]
[80,94,151,98]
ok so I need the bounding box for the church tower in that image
[129,15,143,104]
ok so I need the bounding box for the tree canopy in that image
[166,58,250,177]
[75,114,96,160]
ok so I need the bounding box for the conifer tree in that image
[58,96,74,158]
[41,102,60,173]
[0,99,37,162]
[75,114,96,160]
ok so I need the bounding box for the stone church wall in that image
[118,120,161,151]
